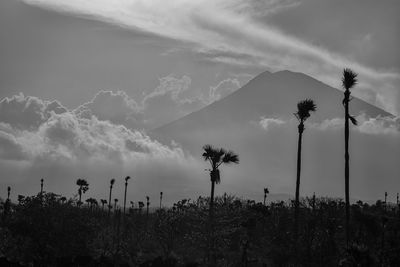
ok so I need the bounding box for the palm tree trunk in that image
[344,90,350,248]
[78,189,82,206]
[294,123,303,241]
[209,177,216,267]
[108,186,112,216]
[264,194,266,206]
[123,182,128,215]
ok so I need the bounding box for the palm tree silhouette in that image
[202,144,239,265]
[7,186,10,201]
[123,176,131,215]
[108,178,115,216]
[114,198,118,211]
[146,196,150,217]
[40,178,44,194]
[160,192,163,209]
[342,68,358,247]
[100,199,107,210]
[263,188,269,206]
[293,99,316,240]
[76,179,89,206]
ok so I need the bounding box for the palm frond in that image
[110,178,115,185]
[349,115,358,126]
[296,99,317,121]
[222,151,239,164]
[342,68,358,90]
[125,176,131,182]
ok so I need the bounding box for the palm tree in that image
[100,199,107,210]
[76,179,89,206]
[160,192,163,209]
[123,176,131,215]
[202,144,239,265]
[342,68,358,247]
[114,198,118,211]
[263,188,269,206]
[40,178,44,194]
[108,178,115,215]
[146,196,150,217]
[7,186,10,201]
[293,99,316,240]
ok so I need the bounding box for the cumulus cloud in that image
[74,90,144,129]
[23,0,400,114]
[0,93,67,130]
[208,78,241,103]
[312,114,400,135]
[258,117,286,131]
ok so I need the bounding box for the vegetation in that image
[1,67,391,266]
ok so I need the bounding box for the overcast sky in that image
[0,0,398,203]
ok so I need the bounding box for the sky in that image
[0,0,399,204]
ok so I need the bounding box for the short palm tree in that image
[202,144,239,265]
[40,178,44,194]
[7,186,11,201]
[100,199,107,210]
[342,68,358,247]
[263,188,269,206]
[114,198,118,211]
[146,196,150,216]
[108,178,115,215]
[293,99,316,240]
[123,176,131,215]
[76,179,89,206]
[160,192,163,209]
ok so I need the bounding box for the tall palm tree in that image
[263,188,269,206]
[293,99,316,240]
[342,68,358,247]
[76,179,89,206]
[202,144,239,265]
[108,178,115,215]
[123,176,131,215]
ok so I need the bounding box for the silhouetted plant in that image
[263,188,269,206]
[202,144,239,266]
[100,199,107,210]
[293,99,316,241]
[160,192,163,209]
[123,176,130,215]
[342,68,358,247]
[146,196,150,217]
[7,186,10,201]
[40,178,44,195]
[76,179,89,206]
[108,178,115,216]
[114,198,118,211]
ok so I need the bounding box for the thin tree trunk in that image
[209,177,216,267]
[108,186,112,216]
[344,89,350,248]
[294,123,303,241]
[123,182,127,215]
[264,194,266,206]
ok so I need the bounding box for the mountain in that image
[151,70,399,202]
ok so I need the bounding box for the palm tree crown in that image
[202,144,239,184]
[342,68,358,90]
[295,99,317,123]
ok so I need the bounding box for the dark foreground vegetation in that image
[1,192,400,266]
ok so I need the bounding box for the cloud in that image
[0,93,67,130]
[208,78,241,103]
[0,92,202,202]
[258,117,286,131]
[74,90,144,129]
[312,114,400,135]
[23,0,400,115]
